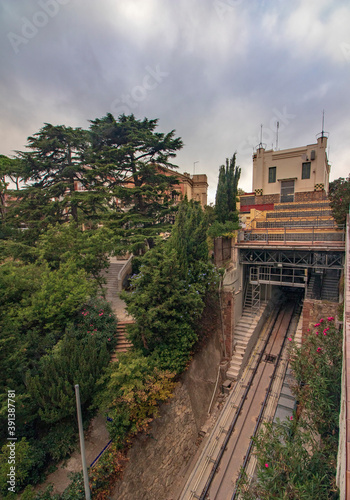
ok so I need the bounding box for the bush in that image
[97,351,176,447]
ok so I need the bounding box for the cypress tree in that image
[215,153,241,223]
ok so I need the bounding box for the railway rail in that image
[179,299,301,500]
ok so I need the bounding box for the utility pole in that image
[75,384,91,500]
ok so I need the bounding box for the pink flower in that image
[327,316,334,322]
[90,324,93,327]
[99,312,104,316]
[324,332,327,336]
[94,329,97,331]
[317,347,322,352]
[108,338,111,341]
[314,323,320,327]
[288,337,292,341]
[320,319,324,323]
[316,331,319,335]
[290,416,293,420]
[265,463,269,468]
[91,333,94,336]
[307,329,310,332]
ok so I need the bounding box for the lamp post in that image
[75,384,91,500]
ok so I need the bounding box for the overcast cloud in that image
[1,0,350,202]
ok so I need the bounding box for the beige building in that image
[252,134,330,203]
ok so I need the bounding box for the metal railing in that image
[238,226,345,244]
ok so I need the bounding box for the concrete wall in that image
[252,136,330,197]
[110,303,223,500]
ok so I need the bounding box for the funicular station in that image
[236,132,344,314]
[216,132,345,383]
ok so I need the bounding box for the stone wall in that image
[302,299,339,336]
[221,290,234,358]
[295,190,327,202]
[110,303,223,500]
[214,237,232,267]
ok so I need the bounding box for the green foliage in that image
[290,316,342,440]
[88,444,127,499]
[207,219,239,238]
[122,245,205,371]
[238,418,339,499]
[0,438,46,498]
[27,332,110,424]
[239,317,341,499]
[329,176,350,226]
[36,223,113,281]
[18,259,97,336]
[97,351,175,447]
[215,153,241,223]
[169,199,209,275]
[72,298,117,351]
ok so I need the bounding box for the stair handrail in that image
[117,254,133,291]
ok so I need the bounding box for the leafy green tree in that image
[87,113,183,252]
[329,176,350,226]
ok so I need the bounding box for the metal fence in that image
[239,228,345,244]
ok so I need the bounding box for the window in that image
[268,166,276,183]
[302,162,311,179]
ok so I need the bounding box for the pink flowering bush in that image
[72,298,118,352]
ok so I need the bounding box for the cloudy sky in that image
[1,0,350,202]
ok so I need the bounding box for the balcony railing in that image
[238,226,345,245]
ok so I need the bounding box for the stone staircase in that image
[321,269,340,302]
[226,304,267,381]
[306,272,322,299]
[111,321,134,362]
[101,262,125,307]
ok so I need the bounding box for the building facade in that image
[241,134,330,213]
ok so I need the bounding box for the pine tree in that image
[10,124,110,235]
[86,113,183,252]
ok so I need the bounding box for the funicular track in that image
[179,299,301,500]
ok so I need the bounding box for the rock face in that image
[110,304,223,500]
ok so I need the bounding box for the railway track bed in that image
[179,300,301,500]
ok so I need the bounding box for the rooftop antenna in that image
[193,161,199,175]
[321,109,325,137]
[255,124,267,152]
[276,121,279,150]
[316,109,329,143]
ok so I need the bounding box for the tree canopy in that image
[329,176,350,226]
